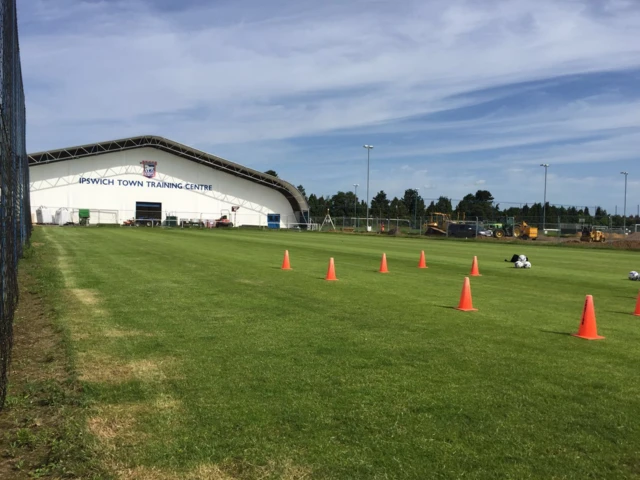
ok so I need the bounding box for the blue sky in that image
[19,0,640,213]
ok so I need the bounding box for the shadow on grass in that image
[606,311,637,316]
[540,329,572,336]
[436,305,458,310]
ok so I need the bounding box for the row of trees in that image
[265,171,638,228]
[306,189,426,223]
[305,188,639,228]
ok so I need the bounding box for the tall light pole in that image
[621,171,628,233]
[353,183,359,229]
[414,188,420,229]
[363,145,374,230]
[540,164,549,230]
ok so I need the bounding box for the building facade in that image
[28,136,309,228]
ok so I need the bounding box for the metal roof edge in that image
[28,135,309,216]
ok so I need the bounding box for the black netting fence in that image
[0,0,30,411]
[307,196,640,237]
[307,214,640,240]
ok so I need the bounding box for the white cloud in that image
[18,0,640,210]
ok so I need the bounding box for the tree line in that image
[265,171,638,228]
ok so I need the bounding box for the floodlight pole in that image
[414,188,420,229]
[621,171,628,233]
[353,183,359,229]
[363,145,374,230]
[540,164,549,230]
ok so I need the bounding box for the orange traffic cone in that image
[634,291,640,317]
[455,277,477,311]
[470,256,481,276]
[325,257,338,281]
[418,250,428,269]
[281,250,292,270]
[572,295,604,340]
[379,253,389,273]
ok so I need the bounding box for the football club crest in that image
[141,160,157,178]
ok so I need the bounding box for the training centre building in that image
[28,135,309,228]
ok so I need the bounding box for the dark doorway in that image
[267,213,281,229]
[135,201,162,226]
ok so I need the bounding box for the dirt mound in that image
[608,232,640,250]
[535,233,640,250]
[610,240,640,250]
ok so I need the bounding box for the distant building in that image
[29,135,308,228]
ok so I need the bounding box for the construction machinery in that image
[580,226,606,243]
[214,215,233,227]
[489,217,538,240]
[424,212,452,236]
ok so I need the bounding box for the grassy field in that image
[27,227,640,479]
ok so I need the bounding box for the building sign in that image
[141,160,158,178]
[78,177,213,191]
[77,160,213,190]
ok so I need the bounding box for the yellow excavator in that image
[424,212,453,236]
[580,226,606,243]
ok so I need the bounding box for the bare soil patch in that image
[78,353,180,384]
[610,240,640,250]
[152,394,181,412]
[117,459,312,480]
[69,287,99,305]
[0,263,106,478]
[88,403,145,450]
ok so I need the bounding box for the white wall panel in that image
[29,148,296,227]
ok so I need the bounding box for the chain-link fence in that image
[34,205,637,241]
[31,206,301,229]
[308,194,639,233]
[0,0,31,411]
[307,213,640,242]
